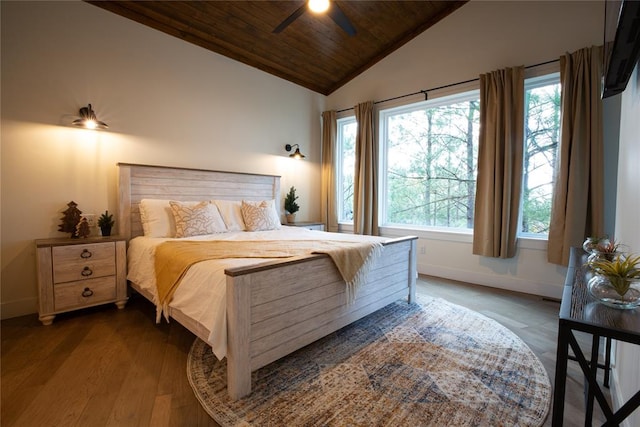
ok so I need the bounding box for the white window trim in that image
[379,89,480,230]
[517,72,561,238]
[337,116,356,224]
[335,69,561,246]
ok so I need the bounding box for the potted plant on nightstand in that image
[98,210,115,236]
[284,186,299,224]
[588,253,640,309]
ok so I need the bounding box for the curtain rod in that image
[335,59,559,114]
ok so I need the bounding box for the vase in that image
[100,226,112,237]
[588,275,640,310]
[285,213,296,224]
[583,237,608,254]
[587,250,621,265]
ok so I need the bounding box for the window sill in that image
[380,225,473,243]
[378,225,549,251]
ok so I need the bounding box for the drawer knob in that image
[81,266,93,277]
[80,249,92,259]
[81,287,94,297]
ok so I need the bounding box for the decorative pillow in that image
[241,200,282,231]
[139,199,175,238]
[169,201,227,238]
[212,200,246,231]
[169,201,226,238]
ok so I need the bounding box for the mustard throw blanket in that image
[154,239,384,321]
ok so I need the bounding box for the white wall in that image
[612,64,640,427]
[1,0,325,318]
[327,0,605,299]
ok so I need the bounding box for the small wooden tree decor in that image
[58,201,82,238]
[76,217,91,238]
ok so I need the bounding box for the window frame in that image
[333,67,560,245]
[517,72,561,239]
[379,89,481,231]
[336,115,357,224]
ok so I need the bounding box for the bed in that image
[117,163,417,400]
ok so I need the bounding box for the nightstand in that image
[286,221,325,231]
[35,236,128,325]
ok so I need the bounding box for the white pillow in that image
[139,199,202,237]
[241,200,282,231]
[169,201,227,238]
[212,200,246,231]
[139,199,175,237]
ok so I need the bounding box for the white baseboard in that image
[417,262,563,300]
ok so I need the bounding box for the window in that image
[337,116,356,222]
[336,73,561,237]
[520,74,561,236]
[380,91,480,229]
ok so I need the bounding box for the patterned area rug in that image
[187,297,551,426]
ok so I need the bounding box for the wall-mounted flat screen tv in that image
[602,0,640,98]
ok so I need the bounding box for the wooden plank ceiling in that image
[87,1,468,95]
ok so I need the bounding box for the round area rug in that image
[187,297,551,426]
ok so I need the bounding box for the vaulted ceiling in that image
[87,1,468,95]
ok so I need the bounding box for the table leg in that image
[584,334,600,426]
[552,321,570,427]
[568,332,616,424]
[603,337,611,388]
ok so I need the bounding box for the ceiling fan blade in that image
[327,2,356,36]
[273,4,307,33]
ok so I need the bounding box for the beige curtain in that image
[472,66,525,258]
[321,110,339,232]
[353,101,379,236]
[548,46,604,266]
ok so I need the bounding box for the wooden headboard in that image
[117,163,281,240]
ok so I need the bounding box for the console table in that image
[552,246,640,426]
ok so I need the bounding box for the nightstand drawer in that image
[54,276,117,311]
[52,243,115,283]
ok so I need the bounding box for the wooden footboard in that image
[224,236,417,400]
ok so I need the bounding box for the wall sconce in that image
[72,104,108,130]
[285,144,305,159]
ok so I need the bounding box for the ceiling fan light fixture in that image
[308,0,330,14]
[273,0,355,36]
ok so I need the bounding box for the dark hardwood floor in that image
[1,275,610,426]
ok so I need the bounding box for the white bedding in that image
[127,226,388,360]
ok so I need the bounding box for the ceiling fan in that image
[273,0,357,36]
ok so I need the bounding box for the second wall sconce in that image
[72,104,108,130]
[285,144,305,159]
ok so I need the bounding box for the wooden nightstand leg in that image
[114,299,128,310]
[39,314,55,326]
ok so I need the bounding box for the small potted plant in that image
[284,186,299,224]
[582,235,609,254]
[98,210,115,236]
[587,238,621,264]
[588,253,640,309]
